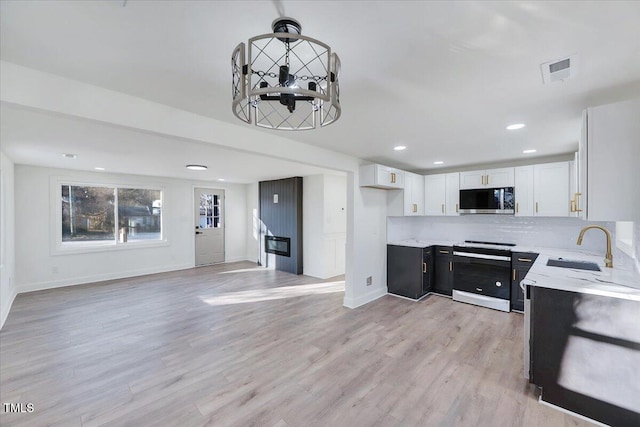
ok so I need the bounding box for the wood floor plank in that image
[0,261,595,426]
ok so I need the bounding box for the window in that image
[199,193,222,229]
[60,184,162,248]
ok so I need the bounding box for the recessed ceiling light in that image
[94,167,105,171]
[433,161,444,165]
[393,145,407,151]
[62,153,77,159]
[218,178,225,182]
[186,165,208,171]
[506,123,526,130]
[523,149,537,154]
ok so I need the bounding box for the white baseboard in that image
[538,396,609,427]
[16,263,194,294]
[343,287,387,309]
[0,288,17,330]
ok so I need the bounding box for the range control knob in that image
[496,281,502,287]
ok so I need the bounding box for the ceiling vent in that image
[541,54,578,84]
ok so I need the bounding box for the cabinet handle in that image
[455,203,458,213]
[570,200,576,213]
[441,204,445,214]
[413,203,417,213]
[481,175,485,185]
[535,202,539,213]
[439,250,449,254]
[391,172,396,184]
[518,258,532,263]
[516,202,519,214]
[476,288,483,292]
[573,192,583,212]
[423,262,427,273]
[512,269,516,281]
[449,261,452,272]
[486,175,489,185]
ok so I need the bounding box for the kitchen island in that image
[523,250,640,427]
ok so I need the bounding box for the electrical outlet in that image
[366,276,372,286]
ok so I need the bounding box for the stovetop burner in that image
[464,240,516,247]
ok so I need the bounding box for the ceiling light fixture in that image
[394,145,407,151]
[62,153,77,159]
[186,165,208,171]
[523,149,537,154]
[94,167,105,171]
[218,178,225,182]
[232,17,341,130]
[433,161,444,165]
[506,123,526,130]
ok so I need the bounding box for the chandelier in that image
[232,18,341,130]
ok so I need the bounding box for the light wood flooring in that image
[1,261,594,426]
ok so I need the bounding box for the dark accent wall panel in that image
[259,177,303,274]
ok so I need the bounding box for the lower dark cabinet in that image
[433,246,453,296]
[511,252,538,311]
[387,245,432,299]
[530,287,640,427]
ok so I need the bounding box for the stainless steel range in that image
[452,240,515,312]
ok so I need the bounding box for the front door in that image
[195,188,224,266]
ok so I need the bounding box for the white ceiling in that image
[1,0,640,178]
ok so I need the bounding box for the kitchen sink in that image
[546,258,601,271]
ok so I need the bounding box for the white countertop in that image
[387,240,640,301]
[522,247,640,302]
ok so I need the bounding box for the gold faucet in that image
[576,225,613,268]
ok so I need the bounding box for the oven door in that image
[453,252,511,300]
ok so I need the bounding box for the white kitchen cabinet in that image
[514,165,534,216]
[359,164,404,189]
[445,172,460,216]
[459,167,514,189]
[577,98,639,221]
[533,162,570,217]
[403,171,424,216]
[424,174,446,215]
[424,173,459,216]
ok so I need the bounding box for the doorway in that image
[194,188,224,266]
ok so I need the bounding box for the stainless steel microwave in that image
[459,187,515,214]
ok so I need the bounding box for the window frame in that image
[51,177,168,255]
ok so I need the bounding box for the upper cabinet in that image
[577,98,640,221]
[515,162,571,217]
[533,162,570,217]
[424,174,446,215]
[514,165,534,216]
[459,167,514,189]
[424,173,460,216]
[359,164,405,189]
[403,172,425,216]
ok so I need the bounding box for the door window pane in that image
[61,185,115,242]
[199,193,222,229]
[117,188,162,242]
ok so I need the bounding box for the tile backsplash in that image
[387,215,617,254]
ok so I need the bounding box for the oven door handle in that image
[453,251,511,262]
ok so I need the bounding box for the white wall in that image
[303,175,325,278]
[245,182,259,263]
[344,172,389,308]
[303,174,347,279]
[0,152,16,329]
[13,165,249,293]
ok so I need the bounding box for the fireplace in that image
[265,236,291,257]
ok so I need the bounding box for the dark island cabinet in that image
[510,252,538,311]
[433,246,453,296]
[387,245,433,299]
